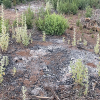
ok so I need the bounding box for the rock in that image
[91,26,97,31]
[69,26,73,30]
[85,18,91,22]
[83,24,87,28]
[31,87,43,95]
[77,43,85,50]
[96,27,100,32]
[13,57,19,63]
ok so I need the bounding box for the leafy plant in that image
[44,13,69,35]
[63,37,65,42]
[70,59,89,95]
[24,5,34,29]
[72,28,76,46]
[94,34,99,54]
[3,0,12,9]
[83,39,87,46]
[12,67,16,76]
[76,19,80,27]
[0,4,9,51]
[15,12,31,46]
[42,31,46,42]
[22,86,27,100]
[0,56,9,83]
[57,1,78,15]
[85,6,93,18]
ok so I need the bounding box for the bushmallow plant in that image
[63,37,65,42]
[94,34,99,54]
[72,28,76,46]
[15,11,22,43]
[70,59,89,95]
[0,4,9,51]
[15,12,31,46]
[21,14,31,46]
[0,56,9,83]
[83,39,87,46]
[42,31,46,42]
[22,86,27,100]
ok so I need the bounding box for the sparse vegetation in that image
[0,0,100,99]
[24,5,34,29]
[83,39,87,46]
[70,59,89,95]
[72,28,76,46]
[0,56,9,83]
[3,0,11,9]
[85,6,93,18]
[94,34,99,54]
[0,4,9,51]
[22,86,27,100]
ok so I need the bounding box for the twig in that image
[44,86,60,100]
[31,95,54,100]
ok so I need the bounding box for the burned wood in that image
[44,86,60,100]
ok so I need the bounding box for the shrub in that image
[0,0,3,4]
[3,0,11,9]
[44,13,69,35]
[35,7,48,30]
[70,59,89,95]
[85,6,93,18]
[87,0,99,8]
[36,13,69,35]
[0,4,9,51]
[57,1,78,15]
[24,5,34,29]
[76,19,80,27]
[94,34,99,54]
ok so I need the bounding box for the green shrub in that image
[44,13,69,35]
[24,5,34,29]
[0,19,9,33]
[35,7,48,30]
[87,0,99,8]
[0,0,3,4]
[85,6,93,18]
[3,0,11,9]
[70,59,89,95]
[76,19,80,27]
[74,0,87,10]
[57,1,78,15]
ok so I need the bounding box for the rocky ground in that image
[0,1,100,100]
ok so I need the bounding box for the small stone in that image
[13,57,19,63]
[85,18,91,22]
[96,27,100,32]
[31,87,42,95]
[91,26,97,31]
[69,26,73,30]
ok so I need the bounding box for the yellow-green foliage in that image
[42,31,46,42]
[21,13,31,46]
[0,4,9,51]
[70,59,89,95]
[83,39,87,46]
[15,11,21,43]
[97,62,100,76]
[0,56,9,83]
[15,12,31,46]
[22,86,27,100]
[72,28,76,46]
[63,37,65,42]
[94,34,99,54]
[12,67,16,76]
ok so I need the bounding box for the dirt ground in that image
[0,1,100,100]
